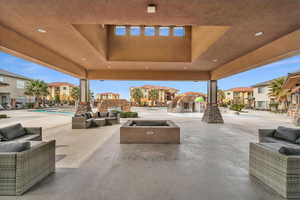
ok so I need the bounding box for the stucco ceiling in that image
[0,0,299,80]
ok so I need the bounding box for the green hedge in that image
[120,112,138,118]
[0,114,8,119]
[229,104,245,112]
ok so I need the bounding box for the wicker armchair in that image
[0,140,56,196]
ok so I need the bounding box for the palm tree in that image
[149,89,159,106]
[131,88,143,106]
[71,86,80,101]
[217,89,225,104]
[268,77,289,111]
[25,80,49,108]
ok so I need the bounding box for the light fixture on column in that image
[145,66,149,70]
[183,66,187,70]
[37,28,47,33]
[212,59,218,62]
[147,4,157,13]
[255,32,264,37]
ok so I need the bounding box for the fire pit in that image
[120,120,180,144]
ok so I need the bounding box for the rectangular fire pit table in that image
[120,120,180,144]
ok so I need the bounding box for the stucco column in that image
[75,79,92,115]
[202,80,224,123]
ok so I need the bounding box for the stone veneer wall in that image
[97,99,131,112]
[75,102,92,115]
[293,107,300,126]
[202,104,224,123]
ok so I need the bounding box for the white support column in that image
[202,80,224,123]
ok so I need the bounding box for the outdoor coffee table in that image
[249,142,300,199]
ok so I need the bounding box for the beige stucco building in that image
[0,69,34,108]
[224,87,253,107]
[96,92,120,101]
[130,85,178,106]
[47,82,77,102]
[252,81,275,110]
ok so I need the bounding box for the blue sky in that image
[0,51,299,99]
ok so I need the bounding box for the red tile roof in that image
[97,92,120,96]
[132,85,178,91]
[48,82,76,87]
[182,91,206,97]
[225,87,253,92]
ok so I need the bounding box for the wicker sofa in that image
[0,123,42,143]
[72,111,120,129]
[250,126,300,199]
[0,140,56,196]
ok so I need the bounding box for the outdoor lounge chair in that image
[0,140,56,195]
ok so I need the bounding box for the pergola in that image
[0,0,300,122]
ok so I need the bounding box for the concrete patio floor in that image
[0,108,296,200]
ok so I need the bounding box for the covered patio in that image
[0,108,296,200]
[0,0,300,199]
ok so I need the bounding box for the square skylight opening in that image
[159,27,169,36]
[173,27,185,36]
[115,26,126,36]
[130,26,141,36]
[144,26,155,36]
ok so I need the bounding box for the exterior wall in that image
[47,85,75,102]
[96,93,120,101]
[225,90,253,106]
[253,86,273,110]
[0,75,33,107]
[130,87,177,106]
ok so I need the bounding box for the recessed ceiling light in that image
[107,65,111,69]
[184,66,187,70]
[255,32,263,37]
[81,58,87,61]
[37,28,46,33]
[147,4,156,13]
[213,59,218,62]
[145,66,149,70]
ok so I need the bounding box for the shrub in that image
[229,104,245,112]
[25,103,34,109]
[120,111,138,118]
[0,114,8,119]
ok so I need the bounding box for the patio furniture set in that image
[250,126,300,199]
[72,111,120,129]
[0,123,55,196]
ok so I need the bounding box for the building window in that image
[0,76,4,82]
[115,26,126,36]
[159,27,169,36]
[173,27,185,36]
[257,87,264,94]
[227,92,231,95]
[257,101,265,108]
[16,80,25,89]
[63,87,67,90]
[130,26,140,36]
[144,26,155,36]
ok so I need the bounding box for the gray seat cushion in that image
[99,112,108,118]
[0,123,26,141]
[279,146,300,155]
[262,137,300,149]
[0,142,31,152]
[12,134,40,142]
[274,126,300,143]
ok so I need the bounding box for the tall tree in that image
[70,86,93,102]
[71,86,80,101]
[217,89,225,104]
[25,80,49,108]
[268,77,289,110]
[149,89,159,106]
[131,88,143,105]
